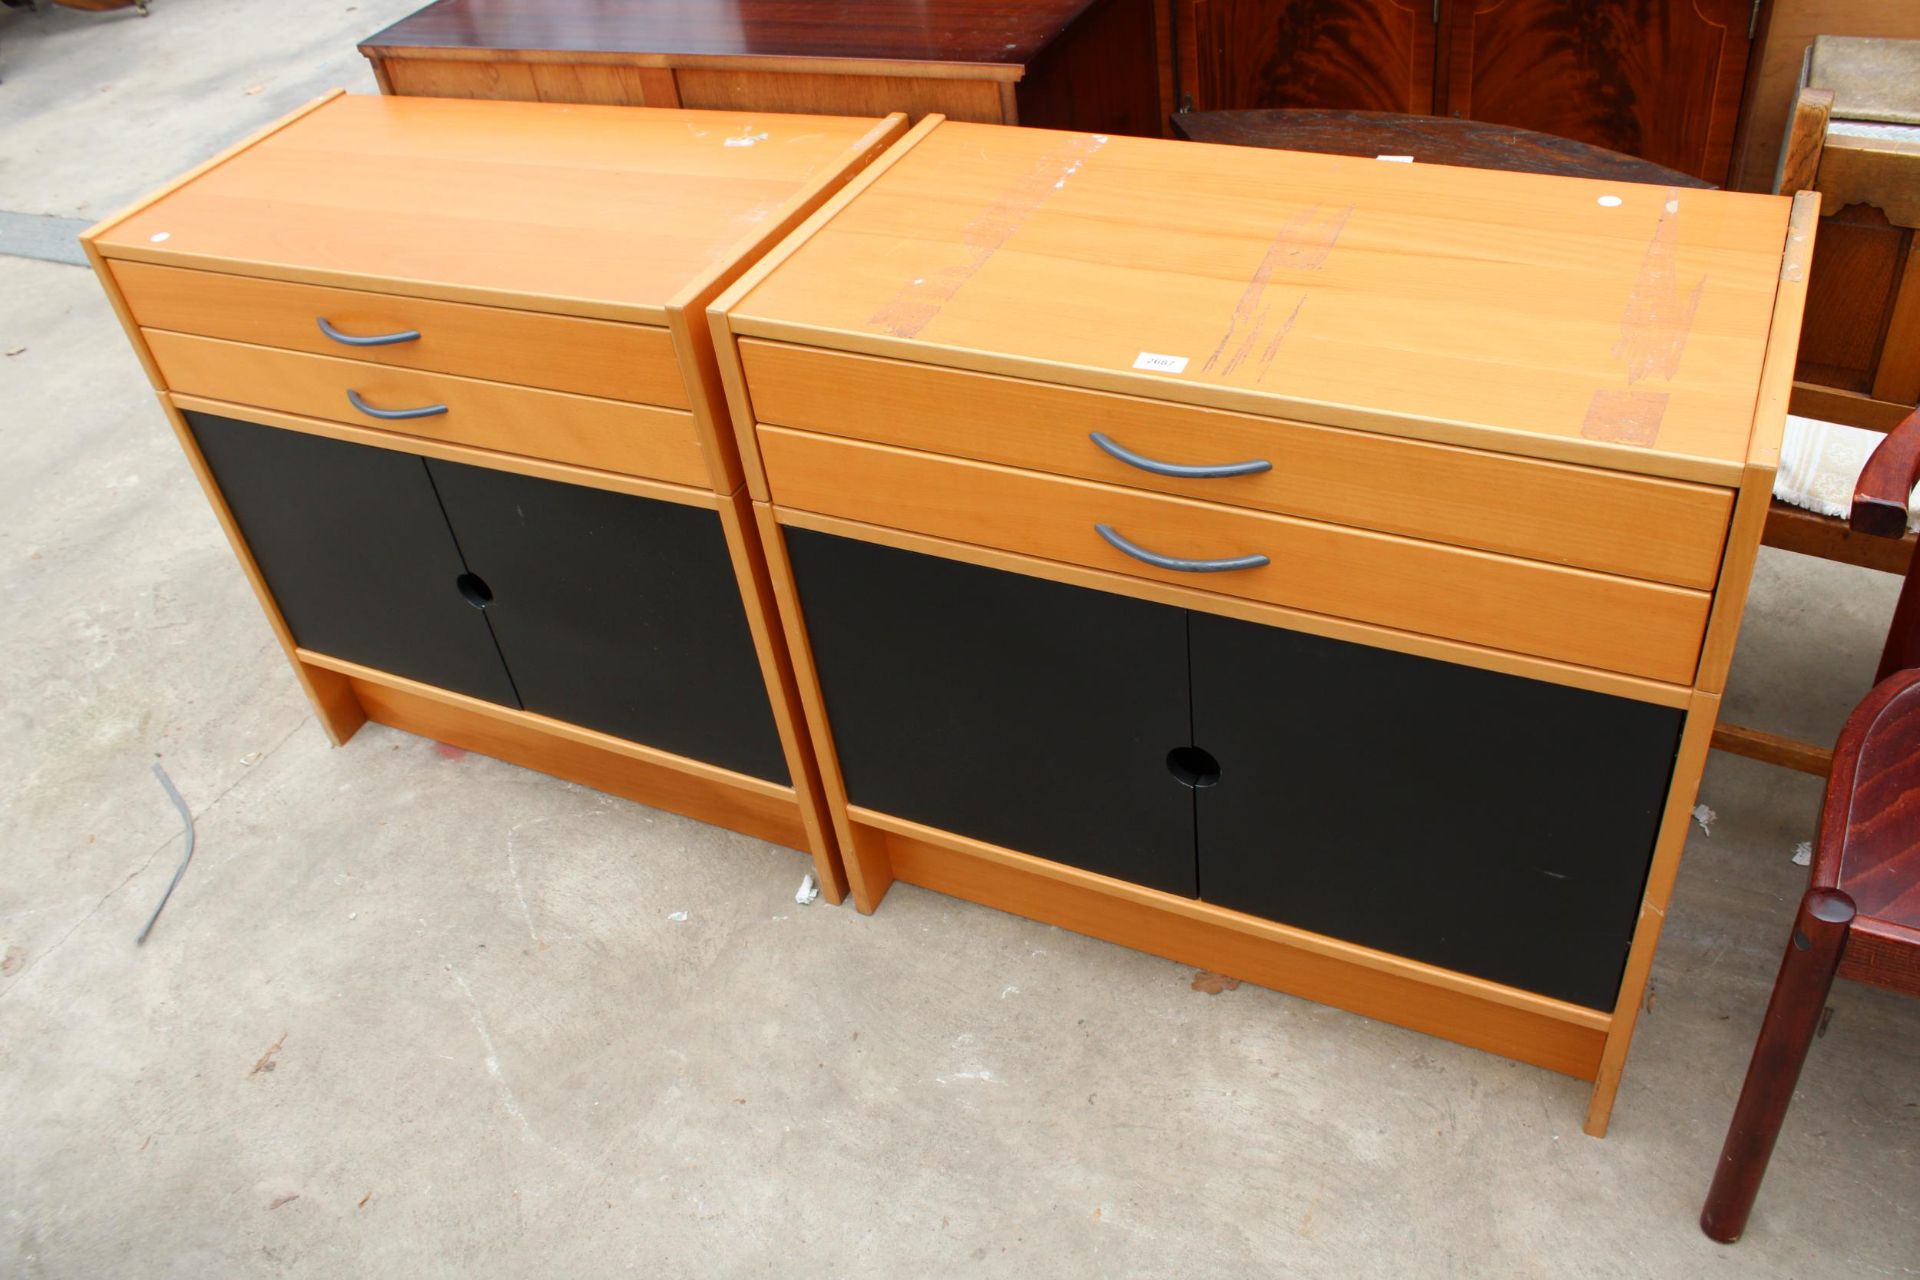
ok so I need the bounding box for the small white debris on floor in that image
[1691,804,1716,835]
[795,873,819,906]
[1793,841,1813,866]
[667,911,689,922]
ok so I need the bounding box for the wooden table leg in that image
[1700,887,1856,1243]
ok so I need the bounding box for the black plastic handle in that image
[347,388,447,421]
[1089,431,1271,479]
[317,316,421,347]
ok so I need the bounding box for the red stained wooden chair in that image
[1699,412,1920,1242]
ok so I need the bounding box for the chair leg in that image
[1701,887,1856,1243]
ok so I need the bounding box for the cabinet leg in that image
[298,661,368,746]
[1700,887,1855,1243]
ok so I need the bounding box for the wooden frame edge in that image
[862,810,1609,1079]
[715,493,849,904]
[355,44,1026,82]
[157,396,367,745]
[166,394,719,509]
[1696,192,1816,694]
[669,112,913,497]
[1582,688,1722,1136]
[752,501,895,910]
[709,113,949,503]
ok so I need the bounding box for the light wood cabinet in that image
[713,117,1811,1133]
[84,93,912,900]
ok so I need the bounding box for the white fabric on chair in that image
[1773,415,1920,531]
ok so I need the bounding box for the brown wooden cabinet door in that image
[1441,0,1752,184]
[1181,0,1438,114]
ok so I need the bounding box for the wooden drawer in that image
[739,341,1733,589]
[114,261,688,408]
[147,330,707,486]
[761,428,1711,684]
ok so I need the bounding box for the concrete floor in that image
[1,3,1916,1275]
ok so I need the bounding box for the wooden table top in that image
[90,94,900,324]
[360,0,1104,74]
[727,121,1799,484]
[1172,110,1715,191]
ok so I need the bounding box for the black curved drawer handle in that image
[317,316,421,347]
[1089,431,1271,479]
[346,388,447,421]
[1094,523,1269,573]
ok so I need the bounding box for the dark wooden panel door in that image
[186,411,519,707]
[1181,0,1437,114]
[1189,612,1683,1009]
[1442,0,1752,184]
[424,461,790,783]
[787,531,1197,895]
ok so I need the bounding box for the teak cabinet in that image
[1174,0,1758,183]
[713,118,1812,1133]
[360,0,1166,137]
[83,92,911,902]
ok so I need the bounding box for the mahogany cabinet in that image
[713,118,1810,1133]
[83,93,912,900]
[360,0,1167,137]
[1174,0,1757,183]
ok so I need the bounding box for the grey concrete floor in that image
[1,3,1916,1276]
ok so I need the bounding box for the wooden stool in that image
[1699,664,1920,1242]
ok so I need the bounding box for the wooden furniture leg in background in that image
[1700,888,1857,1243]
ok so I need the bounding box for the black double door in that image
[188,410,789,784]
[786,530,1685,1010]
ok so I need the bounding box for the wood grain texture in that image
[673,69,1005,121]
[1764,500,1917,576]
[741,338,1734,587]
[112,261,689,407]
[860,809,1610,1078]
[716,491,848,904]
[1173,107,1713,187]
[157,398,368,746]
[1710,721,1835,775]
[751,501,891,910]
[360,0,1109,68]
[165,393,720,511]
[143,331,710,486]
[1182,0,1437,115]
[725,120,1794,485]
[1730,0,1920,191]
[1795,205,1909,395]
[1789,380,1918,433]
[90,94,894,325]
[1584,688,1721,1137]
[761,428,1711,683]
[1872,240,1920,406]
[1777,87,1833,196]
[339,665,813,853]
[1443,0,1753,185]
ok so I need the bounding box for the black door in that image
[1189,613,1683,1009]
[787,531,1197,895]
[187,412,519,706]
[426,461,790,783]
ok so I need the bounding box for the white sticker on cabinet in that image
[1132,351,1190,374]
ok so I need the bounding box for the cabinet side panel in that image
[185,411,521,707]
[1189,613,1684,1009]
[426,460,791,783]
[785,530,1197,895]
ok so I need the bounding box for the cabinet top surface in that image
[728,122,1799,481]
[89,94,894,320]
[359,0,1099,71]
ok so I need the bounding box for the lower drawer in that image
[761,427,1710,684]
[147,329,707,485]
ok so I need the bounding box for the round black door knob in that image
[455,572,494,610]
[1166,745,1221,788]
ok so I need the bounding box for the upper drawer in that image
[738,341,1733,590]
[147,330,707,486]
[113,262,688,408]
[760,428,1711,685]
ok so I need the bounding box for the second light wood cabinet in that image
[1176,0,1756,183]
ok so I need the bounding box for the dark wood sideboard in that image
[359,0,1168,137]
